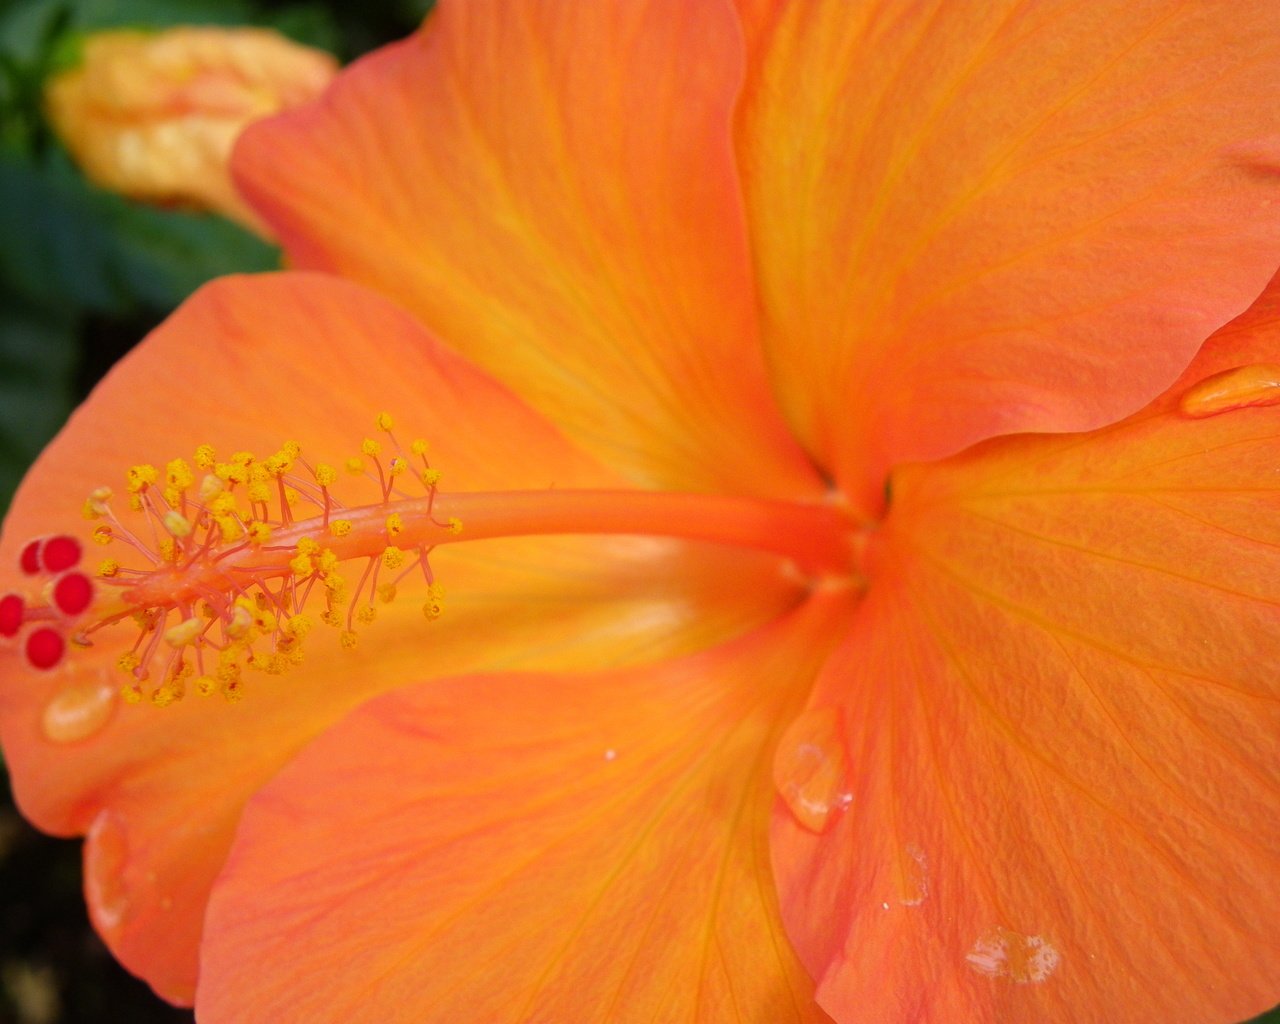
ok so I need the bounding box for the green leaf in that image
[0,288,77,515]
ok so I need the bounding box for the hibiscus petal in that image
[195,594,853,1023]
[736,0,1280,514]
[771,284,1280,1022]
[0,273,804,1002]
[233,0,820,498]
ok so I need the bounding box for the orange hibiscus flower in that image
[4,3,1280,1022]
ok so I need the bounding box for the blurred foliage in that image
[0,0,427,1018]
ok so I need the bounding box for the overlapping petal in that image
[195,594,854,1023]
[233,0,821,499]
[735,0,1280,513]
[0,273,804,1002]
[772,282,1280,1023]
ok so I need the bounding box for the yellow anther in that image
[375,411,395,432]
[166,458,194,491]
[297,537,320,556]
[289,552,315,576]
[97,558,120,578]
[128,494,143,512]
[164,617,203,647]
[376,583,396,604]
[265,452,292,477]
[198,473,224,501]
[356,605,377,625]
[447,517,463,535]
[162,487,183,506]
[163,510,192,538]
[247,522,273,545]
[252,653,287,676]
[116,652,140,672]
[317,549,339,574]
[285,614,314,640]
[339,630,358,650]
[195,674,218,697]
[226,603,253,639]
[254,608,277,633]
[345,457,364,475]
[382,546,406,571]
[247,463,270,485]
[385,513,403,538]
[282,440,301,460]
[320,609,341,628]
[330,519,352,537]
[92,525,113,545]
[121,685,143,704]
[151,685,181,708]
[360,438,381,457]
[388,458,406,478]
[157,538,177,562]
[216,461,249,485]
[423,598,444,621]
[230,451,255,467]
[216,515,242,542]
[314,463,337,486]
[209,493,238,516]
[222,677,244,703]
[247,481,271,504]
[410,438,429,456]
[194,444,216,469]
[421,468,441,487]
[126,464,158,493]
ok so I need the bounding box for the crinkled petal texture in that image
[0,273,805,1003]
[736,0,1280,513]
[233,0,821,499]
[772,285,1280,1023]
[196,595,853,1023]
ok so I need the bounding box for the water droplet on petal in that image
[1179,364,1280,418]
[773,706,849,833]
[898,842,929,906]
[41,677,118,744]
[84,810,130,937]
[965,928,1061,984]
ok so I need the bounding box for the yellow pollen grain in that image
[356,605,377,625]
[385,512,403,538]
[116,652,140,673]
[340,630,358,650]
[388,458,406,478]
[246,482,271,504]
[447,517,463,535]
[265,452,292,477]
[128,494,143,512]
[194,444,216,469]
[297,537,320,556]
[121,685,144,704]
[423,599,443,621]
[158,538,177,562]
[330,519,352,537]
[231,451,255,467]
[216,516,242,542]
[317,549,339,574]
[289,552,315,576]
[314,463,337,486]
[247,522,273,545]
[382,546,406,571]
[97,558,120,577]
[360,438,381,457]
[421,468,441,487]
[375,411,395,432]
[282,440,301,460]
[410,439,429,456]
[162,487,182,506]
[195,675,218,697]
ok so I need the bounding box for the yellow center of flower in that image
[53,413,859,706]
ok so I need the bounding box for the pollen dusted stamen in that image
[18,411,860,708]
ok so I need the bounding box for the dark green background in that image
[0,0,1276,1020]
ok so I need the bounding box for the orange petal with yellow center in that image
[232,1,821,499]
[735,0,1280,514]
[195,594,853,1023]
[0,273,804,1003]
[771,280,1280,1023]
[46,27,336,234]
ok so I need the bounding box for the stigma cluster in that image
[2,414,453,708]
